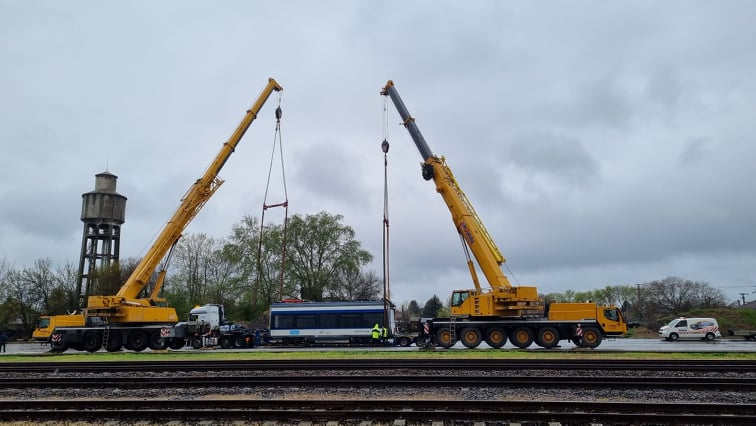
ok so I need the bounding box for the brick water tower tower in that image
[76,171,127,307]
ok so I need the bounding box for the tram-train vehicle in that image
[268,300,395,345]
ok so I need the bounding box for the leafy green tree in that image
[285,212,373,301]
[422,294,444,318]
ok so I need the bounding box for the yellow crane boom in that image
[381,80,540,317]
[86,78,283,321]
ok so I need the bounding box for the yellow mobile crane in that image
[33,78,283,352]
[382,80,626,349]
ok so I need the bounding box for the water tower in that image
[76,171,127,307]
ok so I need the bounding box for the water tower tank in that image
[76,171,128,307]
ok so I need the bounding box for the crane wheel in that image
[579,326,602,349]
[105,333,123,352]
[460,327,482,348]
[535,326,560,349]
[510,327,534,349]
[83,333,102,353]
[484,327,507,349]
[435,328,456,349]
[128,332,149,352]
[148,331,166,350]
[50,338,69,353]
[168,338,185,350]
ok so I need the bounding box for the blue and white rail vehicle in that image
[268,300,396,345]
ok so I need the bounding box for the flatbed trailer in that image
[728,329,756,341]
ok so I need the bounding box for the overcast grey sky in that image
[2,1,755,306]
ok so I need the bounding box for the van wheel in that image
[668,333,679,341]
[705,332,716,341]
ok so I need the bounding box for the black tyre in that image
[669,333,679,342]
[191,338,203,349]
[148,331,166,350]
[128,332,149,352]
[435,328,456,349]
[50,335,69,353]
[484,327,507,349]
[105,333,123,352]
[220,337,232,349]
[510,327,534,349]
[168,338,185,350]
[580,326,602,349]
[82,332,102,353]
[705,332,716,341]
[397,336,412,347]
[535,326,560,349]
[460,327,482,349]
[234,336,246,348]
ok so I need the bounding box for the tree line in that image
[0,208,734,337]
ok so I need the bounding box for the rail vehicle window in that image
[320,314,337,328]
[272,314,294,329]
[365,313,383,327]
[295,314,316,329]
[339,314,361,328]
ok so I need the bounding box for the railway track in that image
[2,399,755,424]
[1,374,754,391]
[1,358,755,373]
[1,359,754,424]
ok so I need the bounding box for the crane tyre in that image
[460,327,482,348]
[105,333,123,352]
[220,336,232,349]
[128,332,149,352]
[535,326,560,349]
[580,326,602,349]
[191,338,203,349]
[82,332,102,353]
[233,336,246,348]
[148,331,166,350]
[484,327,507,349]
[435,328,456,349]
[50,335,69,353]
[397,336,412,347]
[168,338,185,350]
[510,327,534,349]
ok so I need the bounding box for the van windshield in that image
[666,319,679,327]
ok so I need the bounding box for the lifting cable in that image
[381,94,392,327]
[257,92,289,302]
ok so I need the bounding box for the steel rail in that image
[1,358,755,373]
[2,399,754,424]
[1,375,754,391]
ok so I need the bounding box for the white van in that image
[659,317,721,341]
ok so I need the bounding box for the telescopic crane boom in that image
[381,80,541,318]
[86,78,283,323]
